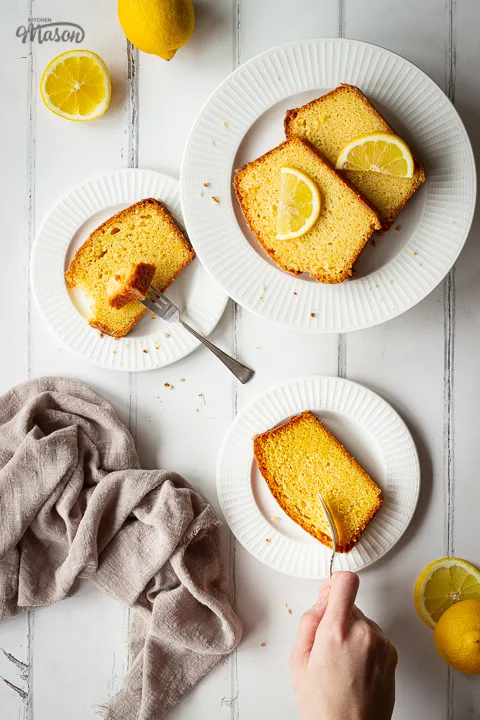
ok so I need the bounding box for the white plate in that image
[217,376,420,578]
[31,169,228,371]
[181,38,476,333]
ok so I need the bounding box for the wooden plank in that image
[0,3,33,718]
[448,0,480,716]
[26,2,132,716]
[232,3,341,718]
[133,1,237,717]
[0,0,30,391]
[345,1,452,719]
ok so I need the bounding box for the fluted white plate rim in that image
[31,168,228,372]
[181,37,476,333]
[217,375,420,578]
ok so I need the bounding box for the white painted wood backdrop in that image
[1,1,479,718]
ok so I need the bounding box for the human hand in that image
[290,572,397,720]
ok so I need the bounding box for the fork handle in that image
[180,320,255,384]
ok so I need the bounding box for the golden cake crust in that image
[253,411,383,553]
[284,84,425,232]
[234,137,381,283]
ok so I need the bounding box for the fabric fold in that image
[0,377,242,719]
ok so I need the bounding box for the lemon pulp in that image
[336,132,414,178]
[276,167,321,241]
[40,50,111,122]
[415,558,480,628]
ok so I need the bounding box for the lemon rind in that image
[40,49,112,123]
[336,132,415,179]
[276,166,321,241]
[415,557,480,629]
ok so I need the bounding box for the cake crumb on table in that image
[310,312,316,318]
[98,332,104,339]
[151,314,156,319]
[180,378,185,382]
[260,642,266,648]
[164,333,170,339]
[271,516,280,522]
[211,196,219,204]
[164,383,173,389]
[293,291,297,295]
[264,538,270,543]
[395,224,401,231]
[142,349,148,353]
[195,408,199,413]
[203,182,209,187]
[221,121,228,127]
[154,343,160,350]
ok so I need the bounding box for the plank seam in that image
[339,0,345,38]
[445,2,456,718]
[337,333,347,379]
[26,0,35,382]
[125,39,140,682]
[127,40,139,445]
[26,0,35,716]
[227,2,241,717]
[337,0,346,373]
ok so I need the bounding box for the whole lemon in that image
[118,0,195,61]
[434,599,480,674]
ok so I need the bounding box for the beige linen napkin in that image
[0,377,242,719]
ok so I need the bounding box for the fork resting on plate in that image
[141,284,254,384]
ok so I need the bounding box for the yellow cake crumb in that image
[65,199,194,338]
[234,138,380,283]
[284,85,425,232]
[254,411,382,552]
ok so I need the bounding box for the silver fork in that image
[317,492,338,581]
[141,284,255,384]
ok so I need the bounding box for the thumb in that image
[290,582,330,674]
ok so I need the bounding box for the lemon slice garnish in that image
[414,557,480,628]
[336,132,414,178]
[276,167,321,241]
[40,50,111,122]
